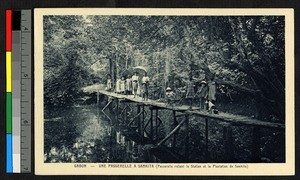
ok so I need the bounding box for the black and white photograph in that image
[34,8,294,175]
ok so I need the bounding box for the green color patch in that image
[6,93,12,133]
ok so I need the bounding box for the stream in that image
[44,104,159,163]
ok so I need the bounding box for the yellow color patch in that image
[6,51,12,92]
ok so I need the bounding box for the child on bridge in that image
[166,87,175,106]
[106,74,112,92]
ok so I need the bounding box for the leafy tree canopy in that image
[44,15,285,121]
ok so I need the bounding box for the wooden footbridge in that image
[82,84,285,162]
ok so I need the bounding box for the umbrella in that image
[131,66,147,75]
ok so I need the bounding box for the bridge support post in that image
[205,118,210,162]
[184,114,190,160]
[97,90,99,106]
[223,124,235,162]
[155,109,158,140]
[124,103,127,122]
[116,99,119,122]
[137,105,141,135]
[172,111,178,148]
[150,108,153,140]
[142,105,145,141]
[252,126,261,162]
[157,117,186,146]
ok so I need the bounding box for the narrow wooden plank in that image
[191,111,284,129]
[82,84,284,129]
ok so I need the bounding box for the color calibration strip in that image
[6,9,13,173]
[6,9,32,173]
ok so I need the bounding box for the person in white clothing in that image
[132,72,139,98]
[125,76,132,95]
[106,74,112,92]
[120,76,125,94]
[115,78,121,93]
[141,73,150,100]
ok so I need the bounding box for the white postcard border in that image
[34,8,294,175]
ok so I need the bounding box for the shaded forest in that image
[44,15,285,122]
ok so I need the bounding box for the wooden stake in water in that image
[97,90,99,106]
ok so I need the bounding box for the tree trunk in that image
[125,48,128,69]
[164,50,171,98]
[116,53,119,80]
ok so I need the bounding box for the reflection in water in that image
[116,131,126,146]
[44,105,157,163]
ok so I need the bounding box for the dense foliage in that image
[44,15,285,121]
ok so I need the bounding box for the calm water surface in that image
[44,104,157,163]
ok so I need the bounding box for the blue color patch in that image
[6,134,13,173]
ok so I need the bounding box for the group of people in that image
[106,72,150,100]
[165,76,218,114]
[195,77,218,114]
[106,73,218,114]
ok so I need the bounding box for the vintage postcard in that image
[34,8,294,175]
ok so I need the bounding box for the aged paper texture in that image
[34,8,294,175]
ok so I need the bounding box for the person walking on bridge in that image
[141,72,150,101]
[207,76,218,114]
[195,80,208,110]
[132,72,139,98]
[207,77,216,104]
[186,75,195,110]
[120,76,125,94]
[106,74,112,92]
[125,75,132,95]
[115,78,121,94]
